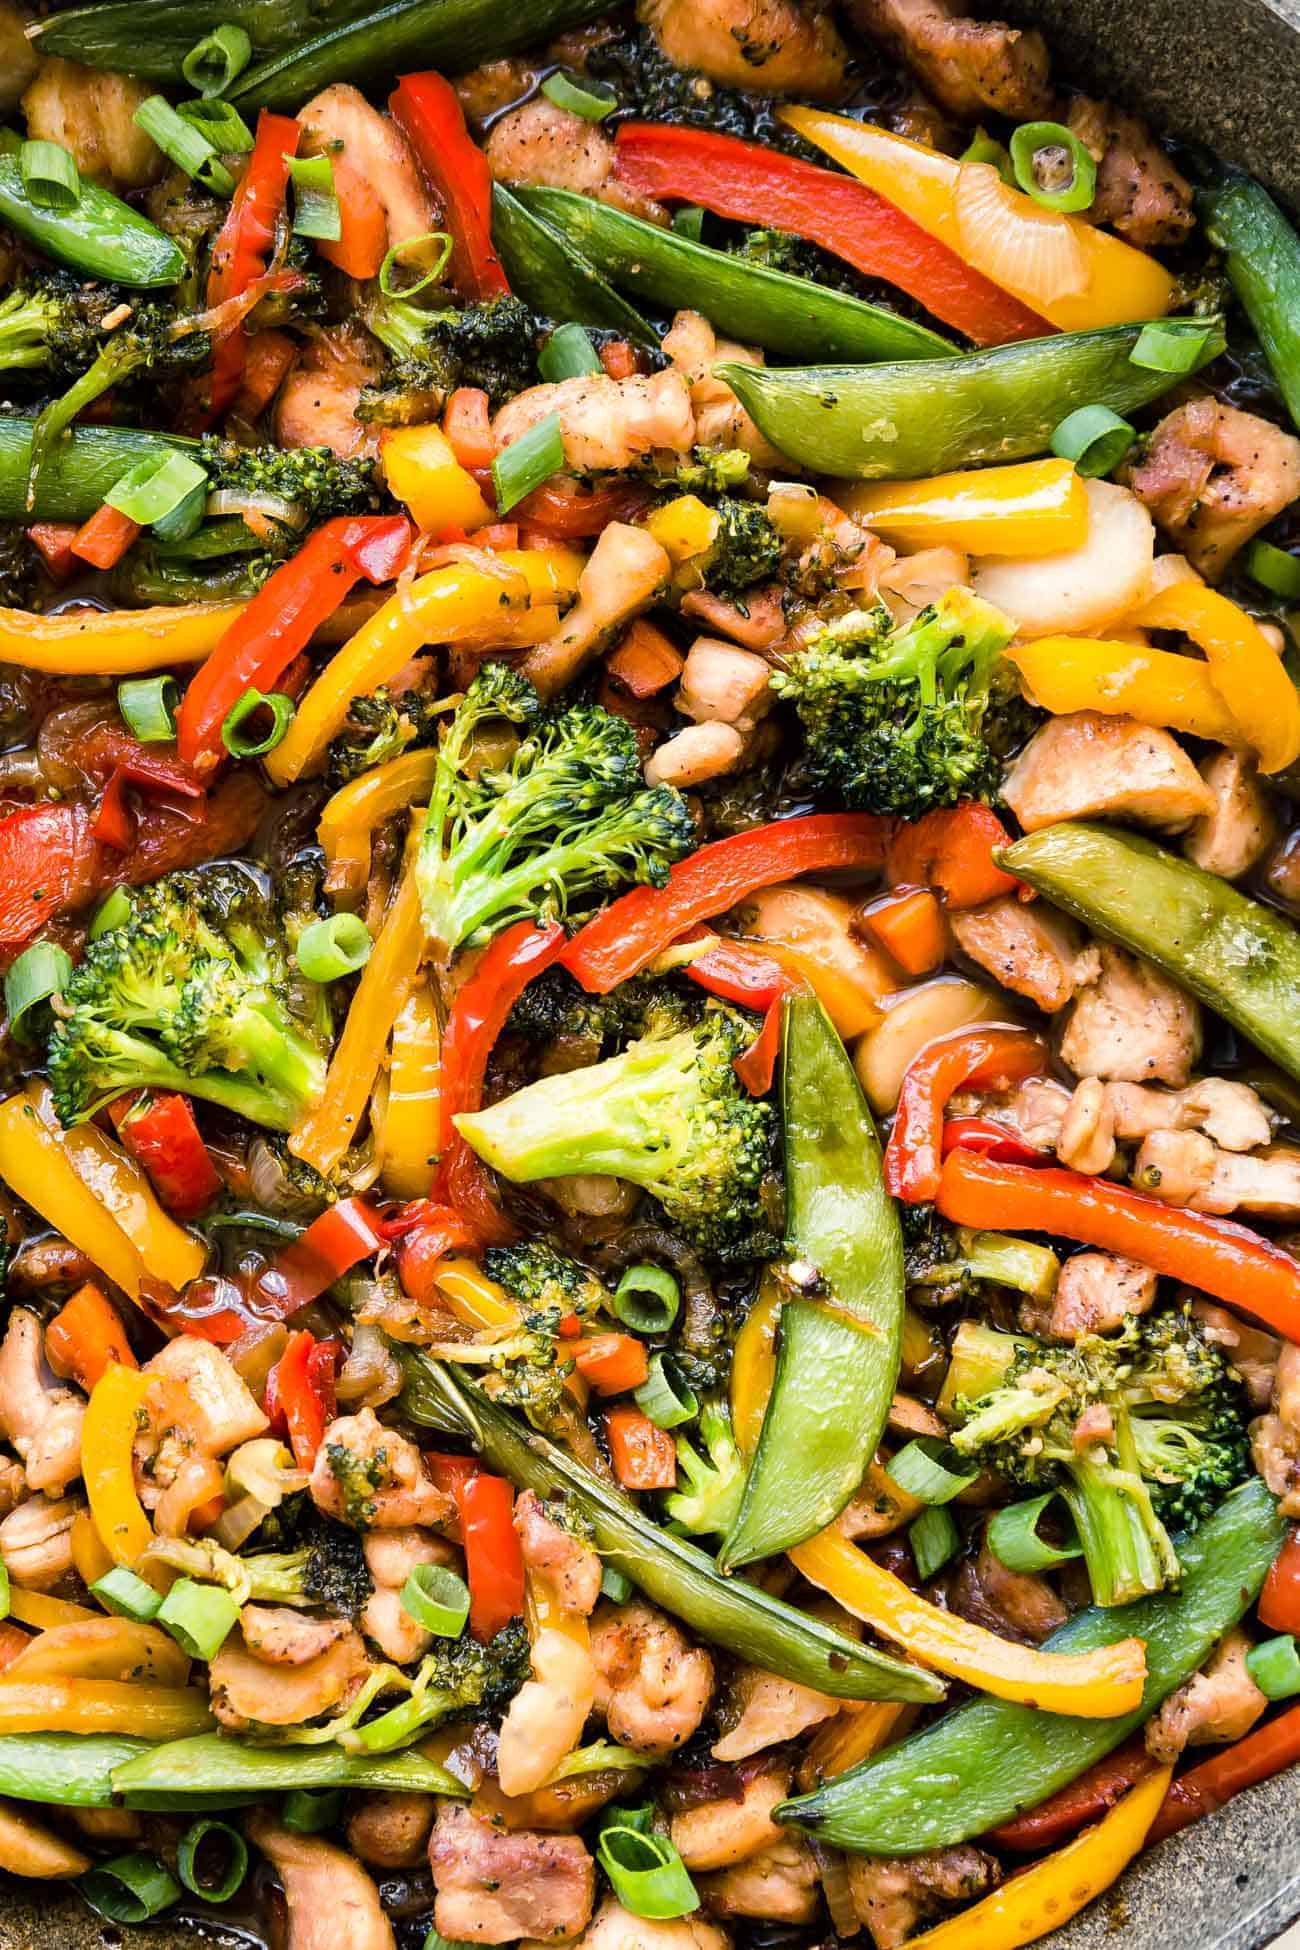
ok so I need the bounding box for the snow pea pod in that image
[720,992,905,1567]
[0,421,190,523]
[0,1734,148,1806]
[718,319,1225,479]
[400,1354,942,1706]
[1201,172,1300,431]
[31,0,373,81]
[0,158,183,289]
[1001,823,1300,1086]
[781,1476,1282,1852]
[517,187,953,365]
[112,1733,467,1798]
[491,186,657,348]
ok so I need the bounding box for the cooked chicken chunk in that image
[1049,1253,1158,1340]
[701,1836,821,1923]
[1146,1629,1267,1764]
[1135,1134,1300,1218]
[274,328,382,462]
[22,58,161,188]
[712,1664,840,1762]
[682,585,787,652]
[361,1526,453,1664]
[1107,1078,1274,1154]
[847,1844,1000,1950]
[1061,945,1201,1088]
[1126,399,1300,580]
[429,1802,595,1945]
[1252,1341,1300,1513]
[950,1537,1067,1645]
[246,1817,394,1950]
[974,1075,1073,1154]
[309,1409,451,1530]
[1184,751,1278,881]
[639,0,850,99]
[1067,96,1194,247]
[663,311,784,467]
[495,369,695,476]
[145,1339,268,1457]
[837,1458,923,1542]
[677,638,773,733]
[949,897,1083,1013]
[209,1628,369,1730]
[670,1762,788,1871]
[0,1493,78,1591]
[645,722,747,788]
[524,522,670,698]
[570,1897,731,1949]
[844,0,1051,119]
[589,1600,714,1756]
[297,85,434,250]
[0,1310,83,1495]
[0,2,37,116]
[239,1606,352,1667]
[514,1489,601,1615]
[1002,713,1216,834]
[486,98,666,223]
[1195,1300,1279,1410]
[346,1793,436,1870]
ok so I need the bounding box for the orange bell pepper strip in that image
[790,1527,1146,1716]
[838,460,1090,557]
[1006,635,1244,746]
[82,1364,155,1566]
[886,803,1020,908]
[0,599,247,674]
[45,1284,136,1394]
[318,748,440,899]
[574,1334,650,1396]
[316,158,388,279]
[379,976,442,1201]
[885,1025,1047,1203]
[605,1406,678,1491]
[1128,579,1300,773]
[0,1677,212,1739]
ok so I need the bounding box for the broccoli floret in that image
[0,276,178,382]
[671,448,752,495]
[456,1002,773,1250]
[664,1399,745,1536]
[703,497,783,596]
[325,687,442,789]
[421,1617,531,1713]
[903,1206,1060,1306]
[360,293,542,417]
[48,864,329,1132]
[729,228,865,298]
[484,1242,609,1320]
[947,1308,1251,1607]
[432,1245,606,1442]
[417,662,694,959]
[505,966,666,1054]
[198,438,379,522]
[242,1517,373,1620]
[772,588,1017,818]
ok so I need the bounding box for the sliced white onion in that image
[971,479,1154,637]
[956,161,1088,309]
[206,489,308,529]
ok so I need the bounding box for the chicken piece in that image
[701,1836,820,1923]
[639,0,850,99]
[838,1458,926,1542]
[977,1075,1072,1153]
[455,57,539,127]
[0,1309,83,1495]
[1049,1252,1157,1341]
[363,1525,454,1589]
[1002,713,1215,834]
[1252,1341,1300,1515]
[1067,96,1194,248]
[1061,945,1201,1087]
[361,1584,431,1667]
[514,1489,601,1616]
[246,1816,394,1950]
[712,1665,839,1762]
[0,2,37,116]
[0,1493,77,1590]
[1136,1133,1300,1218]
[1146,1628,1267,1764]
[310,1408,451,1530]
[429,1802,595,1945]
[209,1627,369,1731]
[949,1537,1067,1646]
[274,327,382,462]
[1184,750,1278,881]
[847,1844,1001,1949]
[1106,1077,1274,1154]
[22,58,161,188]
[8,1237,92,1293]
[1126,398,1300,580]
[670,1763,788,1872]
[1195,1300,1279,1411]
[843,0,1051,119]
[486,97,665,224]
[677,638,773,733]
[298,84,434,248]
[681,585,787,652]
[662,310,783,467]
[589,1600,714,1756]
[1055,1075,1117,1177]
[145,1339,268,1457]
[0,1460,25,1522]
[949,897,1083,1013]
[524,522,670,698]
[645,722,747,788]
[239,1606,351,1668]
[570,1897,731,1950]
[346,1792,436,1870]
[495,368,695,476]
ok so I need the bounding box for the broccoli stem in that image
[1061,1429,1181,1608]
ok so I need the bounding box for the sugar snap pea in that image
[1201,171,1300,431]
[492,185,658,348]
[111,1732,467,1798]
[0,158,183,288]
[31,0,372,82]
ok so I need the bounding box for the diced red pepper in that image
[254,1198,385,1320]
[108,1090,222,1219]
[574,1333,650,1395]
[1259,1528,1300,1633]
[687,938,801,1013]
[885,1026,1047,1204]
[886,803,1020,909]
[266,1329,338,1467]
[606,1406,677,1490]
[70,505,140,570]
[598,339,638,379]
[443,387,496,470]
[452,1469,525,1641]
[733,998,784,1098]
[389,73,510,300]
[91,766,136,850]
[26,521,78,579]
[605,618,685,699]
[203,112,300,419]
[0,802,86,960]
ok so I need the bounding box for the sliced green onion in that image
[156,1577,240,1661]
[1008,120,1097,214]
[150,476,209,544]
[424,1931,477,1950]
[221,688,295,758]
[596,1821,697,1921]
[20,139,80,212]
[295,913,373,982]
[283,1786,345,1833]
[181,24,253,98]
[106,451,211,528]
[400,1563,470,1638]
[177,1819,248,1903]
[118,675,179,744]
[884,1437,978,1506]
[634,1353,698,1431]
[1050,404,1135,479]
[92,1566,163,1622]
[540,70,619,122]
[612,1263,681,1334]
[379,231,453,298]
[671,205,705,242]
[961,128,1013,183]
[133,96,234,195]
[492,411,564,515]
[286,153,341,242]
[177,98,255,155]
[78,1854,180,1923]
[600,1564,633,1604]
[1246,1633,1300,1701]
[540,323,603,383]
[89,886,132,940]
[909,1505,959,1581]
[1245,538,1300,601]
[987,1492,1083,1573]
[4,941,71,1045]
[1130,320,1216,374]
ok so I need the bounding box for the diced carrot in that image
[606,618,686,699]
[26,522,78,579]
[599,339,637,379]
[886,803,1020,909]
[605,1406,677,1490]
[70,505,140,571]
[575,1332,650,1395]
[316,158,388,279]
[45,1283,137,1393]
[858,885,947,975]
[233,329,298,419]
[444,387,495,470]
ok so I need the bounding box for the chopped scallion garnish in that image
[19,138,81,212]
[117,676,180,744]
[133,96,234,195]
[492,411,564,514]
[540,70,619,122]
[221,688,295,758]
[181,23,254,98]
[1008,120,1097,214]
[1050,403,1136,478]
[286,153,341,241]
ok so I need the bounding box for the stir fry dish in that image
[1,1,1300,1946]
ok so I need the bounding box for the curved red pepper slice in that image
[885,1025,1048,1203]
[389,72,510,300]
[1149,1699,1300,1845]
[107,1092,222,1221]
[204,111,300,419]
[686,938,800,1013]
[266,1328,339,1467]
[255,1197,384,1320]
[941,1115,1047,1166]
[455,1468,524,1642]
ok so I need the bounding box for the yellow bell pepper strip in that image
[290,851,425,1176]
[1128,579,1300,773]
[8,1591,96,1631]
[82,1364,155,1567]
[1006,637,1245,746]
[730,1277,780,1458]
[382,424,493,535]
[779,106,1175,333]
[0,1677,212,1739]
[70,1510,114,1590]
[433,1259,519,1331]
[379,978,443,1200]
[838,460,1089,557]
[0,599,246,674]
[5,1620,189,1688]
[318,749,441,900]
[266,548,583,786]
[789,1527,1146,1716]
[904,1765,1172,1950]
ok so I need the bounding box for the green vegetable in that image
[780,1476,1283,1851]
[286,153,341,242]
[20,140,80,213]
[719,320,1225,479]
[1001,822,1300,1086]
[359,291,540,423]
[612,1263,680,1334]
[517,187,953,365]
[634,1354,697,1430]
[400,1354,942,1705]
[905,1212,1060,1304]
[4,942,71,1046]
[132,96,234,195]
[111,1732,469,1798]
[0,155,183,288]
[538,322,602,383]
[157,1577,241,1661]
[1246,1635,1300,1701]
[295,914,372,982]
[106,451,210,527]
[1008,121,1096,214]
[182,23,254,95]
[1202,171,1300,429]
[492,184,657,349]
[986,1493,1082,1574]
[665,1399,745,1537]
[79,1853,180,1923]
[400,1563,470,1638]
[0,1735,149,1807]
[118,676,180,744]
[176,1819,248,1903]
[1050,403,1135,478]
[32,0,374,82]
[885,1438,977,1505]
[540,70,618,121]
[596,1819,697,1920]
[909,1505,959,1580]
[1245,538,1300,600]
[1130,320,1215,374]
[492,413,563,516]
[220,687,295,757]
[282,1787,344,1833]
[721,993,904,1566]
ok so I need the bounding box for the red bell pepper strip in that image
[436,919,567,1244]
[885,1025,1047,1203]
[1150,1700,1300,1845]
[265,1329,338,1467]
[989,1737,1156,1851]
[389,73,510,300]
[107,1091,222,1220]
[176,515,412,773]
[612,123,1048,346]
[392,1203,484,1301]
[26,522,78,578]
[513,476,652,537]
[560,813,890,995]
[733,997,784,1098]
[938,1151,1300,1337]
[942,1116,1047,1166]
[1259,1529,1300,1633]
[255,1198,384,1320]
[454,1468,525,1642]
[70,505,140,570]
[91,767,136,850]
[0,802,85,959]
[686,938,800,1012]
[886,802,1020,909]
[204,112,300,418]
